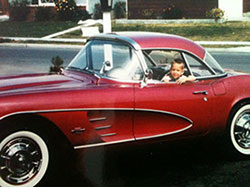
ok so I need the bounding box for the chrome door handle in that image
[193,90,208,95]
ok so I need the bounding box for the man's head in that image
[170,59,185,80]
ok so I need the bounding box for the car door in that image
[133,50,215,140]
[134,80,213,140]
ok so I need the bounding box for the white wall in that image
[218,0,243,20]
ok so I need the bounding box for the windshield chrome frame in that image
[83,35,149,83]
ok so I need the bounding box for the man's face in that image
[170,63,184,79]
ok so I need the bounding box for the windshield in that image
[67,40,144,81]
[67,42,89,71]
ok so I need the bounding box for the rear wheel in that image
[229,103,250,155]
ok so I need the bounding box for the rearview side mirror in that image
[140,69,153,88]
[145,69,153,79]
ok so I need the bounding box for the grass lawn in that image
[0,21,78,38]
[112,22,250,41]
[0,21,249,42]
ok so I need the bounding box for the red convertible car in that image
[0,32,250,186]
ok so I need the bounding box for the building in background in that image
[0,0,249,20]
[128,0,249,20]
[219,0,243,20]
[87,0,127,14]
[0,0,8,14]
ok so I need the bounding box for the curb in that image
[196,41,250,46]
[1,36,250,47]
[0,43,83,49]
[1,42,249,53]
[0,37,87,43]
[1,38,250,53]
[207,47,250,53]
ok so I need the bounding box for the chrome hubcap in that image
[234,111,250,149]
[0,137,42,184]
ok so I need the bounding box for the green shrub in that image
[113,1,126,19]
[35,8,54,21]
[162,4,182,19]
[55,0,76,21]
[50,56,64,73]
[31,0,38,5]
[141,9,154,19]
[9,0,30,21]
[73,8,91,21]
[55,0,91,21]
[93,3,102,19]
[206,8,225,22]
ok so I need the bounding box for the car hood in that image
[0,73,89,96]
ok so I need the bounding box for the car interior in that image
[143,49,216,82]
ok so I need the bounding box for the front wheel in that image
[0,130,49,186]
[229,103,250,155]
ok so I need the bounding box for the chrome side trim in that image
[0,108,134,120]
[0,108,192,124]
[136,108,193,124]
[74,138,135,149]
[89,117,107,122]
[135,124,192,140]
[98,75,141,83]
[95,125,112,130]
[88,33,142,51]
[74,124,192,149]
[100,133,116,137]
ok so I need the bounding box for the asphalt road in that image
[0,45,250,76]
[0,45,80,75]
[211,50,250,73]
[70,140,250,187]
[0,44,250,187]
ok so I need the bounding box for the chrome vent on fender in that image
[89,117,107,122]
[88,110,116,138]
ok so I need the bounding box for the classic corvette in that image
[0,31,250,186]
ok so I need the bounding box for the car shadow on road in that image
[63,138,250,187]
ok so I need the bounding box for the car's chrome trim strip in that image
[99,76,141,83]
[0,108,192,124]
[136,108,193,124]
[88,33,141,51]
[0,108,134,120]
[100,132,117,137]
[74,124,192,149]
[74,138,135,149]
[95,125,112,130]
[89,117,107,122]
[135,124,192,140]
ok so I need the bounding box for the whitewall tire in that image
[230,104,250,155]
[0,131,49,187]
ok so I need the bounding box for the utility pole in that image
[100,0,113,33]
